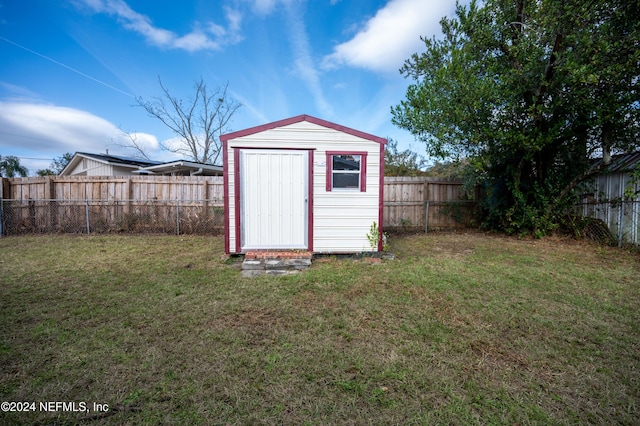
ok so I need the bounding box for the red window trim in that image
[326,151,367,192]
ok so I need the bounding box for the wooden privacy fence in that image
[1,175,224,203]
[1,176,478,235]
[383,176,479,231]
[0,176,225,236]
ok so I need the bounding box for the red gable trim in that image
[220,114,388,145]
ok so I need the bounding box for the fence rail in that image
[384,177,478,231]
[1,176,478,236]
[1,175,224,201]
[4,177,636,244]
[0,199,224,236]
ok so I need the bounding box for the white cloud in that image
[323,0,455,73]
[118,131,161,152]
[284,3,333,118]
[248,0,280,15]
[0,101,124,152]
[0,82,41,100]
[0,101,176,172]
[229,89,271,125]
[75,0,243,52]
[173,31,220,52]
[225,7,243,34]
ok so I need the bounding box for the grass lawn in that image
[0,232,638,425]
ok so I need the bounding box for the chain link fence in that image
[0,199,224,236]
[2,198,637,246]
[572,200,640,247]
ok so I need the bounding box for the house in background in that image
[589,151,640,202]
[580,151,640,245]
[60,152,159,176]
[221,114,387,254]
[134,160,223,176]
[60,152,222,176]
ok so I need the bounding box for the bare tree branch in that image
[124,77,241,165]
[113,131,153,161]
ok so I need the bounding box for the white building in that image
[221,115,387,254]
[60,152,222,176]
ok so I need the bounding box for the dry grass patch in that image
[0,233,638,424]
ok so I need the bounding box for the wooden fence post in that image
[47,176,57,231]
[85,200,91,235]
[202,179,209,218]
[125,178,131,215]
[1,177,9,200]
[425,201,430,233]
[176,199,180,235]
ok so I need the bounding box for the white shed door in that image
[240,149,308,250]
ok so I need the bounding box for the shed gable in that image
[220,114,387,146]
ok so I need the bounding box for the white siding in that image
[66,159,114,176]
[66,159,139,176]
[109,166,138,176]
[66,161,88,176]
[586,172,640,245]
[227,121,382,253]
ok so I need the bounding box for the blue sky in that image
[1,0,465,174]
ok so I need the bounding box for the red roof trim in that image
[220,114,388,145]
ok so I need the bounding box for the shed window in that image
[326,152,367,192]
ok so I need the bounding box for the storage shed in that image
[221,114,387,254]
[580,151,640,245]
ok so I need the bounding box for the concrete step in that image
[242,269,301,278]
[241,251,313,277]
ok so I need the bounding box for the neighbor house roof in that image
[60,152,161,175]
[135,160,222,176]
[61,152,223,176]
[591,151,640,174]
[219,114,388,145]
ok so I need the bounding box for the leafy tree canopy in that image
[384,139,427,176]
[36,152,73,176]
[51,153,74,174]
[424,159,470,180]
[392,0,640,235]
[36,169,56,176]
[0,155,28,178]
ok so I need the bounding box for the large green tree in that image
[51,152,74,174]
[0,155,28,178]
[384,139,427,176]
[392,0,639,235]
[36,152,74,176]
